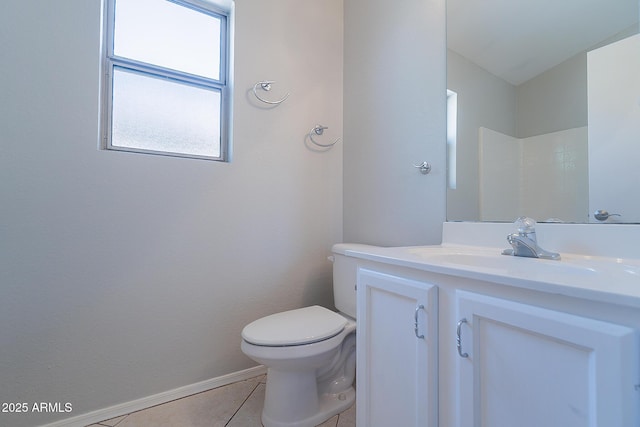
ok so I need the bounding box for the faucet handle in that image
[514,216,536,235]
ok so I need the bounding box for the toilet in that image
[240,244,358,427]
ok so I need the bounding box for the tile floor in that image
[87,374,356,427]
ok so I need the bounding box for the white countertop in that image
[337,242,640,309]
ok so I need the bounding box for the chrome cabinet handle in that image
[414,305,425,339]
[456,318,469,358]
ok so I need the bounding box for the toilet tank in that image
[331,243,374,319]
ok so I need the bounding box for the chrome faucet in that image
[501,217,560,260]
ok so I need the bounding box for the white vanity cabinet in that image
[455,290,639,427]
[356,268,438,427]
[343,225,640,425]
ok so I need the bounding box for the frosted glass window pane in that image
[114,0,221,80]
[111,67,221,158]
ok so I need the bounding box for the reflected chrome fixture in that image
[252,80,290,105]
[413,161,432,175]
[502,217,561,260]
[593,210,621,221]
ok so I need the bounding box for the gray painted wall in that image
[0,1,343,425]
[446,50,589,221]
[446,50,517,221]
[516,53,587,138]
[1,0,449,424]
[343,0,447,247]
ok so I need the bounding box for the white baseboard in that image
[40,365,267,427]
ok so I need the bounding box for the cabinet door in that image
[356,268,438,427]
[456,290,639,427]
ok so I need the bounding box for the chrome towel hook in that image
[309,124,341,147]
[252,80,290,105]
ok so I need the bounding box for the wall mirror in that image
[446,0,640,224]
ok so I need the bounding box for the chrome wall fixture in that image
[593,210,621,221]
[413,161,432,175]
[252,80,289,105]
[309,124,341,147]
[251,81,341,148]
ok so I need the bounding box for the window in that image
[446,89,458,189]
[102,0,230,161]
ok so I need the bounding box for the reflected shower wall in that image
[479,127,588,223]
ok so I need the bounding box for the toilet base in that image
[240,315,357,427]
[262,385,355,427]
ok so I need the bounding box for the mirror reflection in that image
[446,0,640,224]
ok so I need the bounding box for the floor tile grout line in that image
[92,376,265,427]
[111,414,128,426]
[93,414,128,427]
[113,415,127,426]
[224,380,263,427]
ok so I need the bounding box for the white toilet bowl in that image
[241,305,356,427]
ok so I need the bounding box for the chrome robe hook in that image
[252,80,289,105]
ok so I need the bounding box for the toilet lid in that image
[242,305,347,346]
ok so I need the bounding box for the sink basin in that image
[344,243,640,305]
[400,246,640,284]
[424,253,598,277]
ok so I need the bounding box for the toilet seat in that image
[242,305,347,346]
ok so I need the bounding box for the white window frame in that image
[446,89,458,190]
[101,0,232,161]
